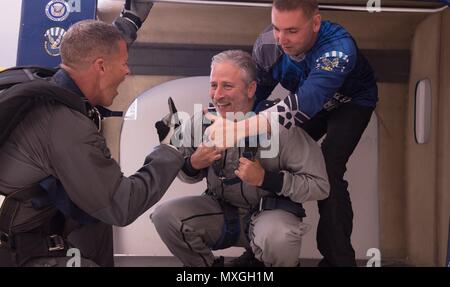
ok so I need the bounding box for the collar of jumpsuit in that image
[51,69,124,131]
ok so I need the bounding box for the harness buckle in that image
[47,235,65,252]
[259,197,264,212]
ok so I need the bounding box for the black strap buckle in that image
[86,106,102,132]
[47,235,65,252]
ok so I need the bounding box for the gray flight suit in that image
[0,70,184,266]
[151,113,329,267]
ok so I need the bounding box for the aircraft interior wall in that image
[437,8,450,267]
[406,9,450,266]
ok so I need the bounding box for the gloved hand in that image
[155,97,180,146]
[113,0,154,45]
[121,0,153,30]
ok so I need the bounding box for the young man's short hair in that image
[273,0,319,18]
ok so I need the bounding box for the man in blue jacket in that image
[220,0,378,267]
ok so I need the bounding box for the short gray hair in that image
[211,50,257,85]
[60,20,125,68]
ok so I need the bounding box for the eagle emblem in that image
[45,0,71,22]
[315,51,350,73]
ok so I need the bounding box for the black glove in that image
[155,97,180,146]
[113,0,154,45]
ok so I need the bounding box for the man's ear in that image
[93,57,106,74]
[312,13,321,33]
[247,80,257,100]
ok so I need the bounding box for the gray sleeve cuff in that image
[181,156,201,177]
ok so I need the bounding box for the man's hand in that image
[190,143,223,170]
[204,112,244,148]
[113,0,154,44]
[122,0,153,30]
[204,112,271,148]
[234,157,265,187]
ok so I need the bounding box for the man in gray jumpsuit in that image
[151,50,329,267]
[0,19,183,267]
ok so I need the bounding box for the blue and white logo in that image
[45,0,71,22]
[316,51,350,73]
[44,27,66,56]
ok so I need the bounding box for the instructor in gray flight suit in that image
[0,19,183,267]
[151,50,329,267]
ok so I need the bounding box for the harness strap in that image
[220,177,242,186]
[6,229,69,266]
[212,200,240,250]
[0,185,44,234]
[0,186,69,266]
[0,214,69,266]
[259,196,306,218]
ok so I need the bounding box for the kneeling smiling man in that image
[151,50,329,267]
